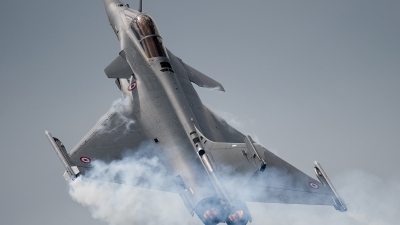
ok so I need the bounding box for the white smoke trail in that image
[206,106,270,152]
[68,143,203,225]
[68,103,399,224]
[69,149,400,225]
[207,110,400,224]
[97,97,136,135]
[247,170,400,225]
[68,150,400,225]
[210,109,246,131]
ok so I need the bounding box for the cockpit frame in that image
[124,10,168,59]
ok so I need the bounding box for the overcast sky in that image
[0,1,399,224]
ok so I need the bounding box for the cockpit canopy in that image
[124,11,167,58]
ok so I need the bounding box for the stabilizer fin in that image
[183,63,225,92]
[104,52,134,79]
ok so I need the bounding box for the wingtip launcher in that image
[45,131,81,181]
[314,161,347,212]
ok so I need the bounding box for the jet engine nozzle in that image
[226,209,249,225]
[225,201,251,225]
[194,198,251,225]
[194,198,226,225]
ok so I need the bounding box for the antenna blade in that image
[138,0,142,12]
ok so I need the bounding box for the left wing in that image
[49,98,177,192]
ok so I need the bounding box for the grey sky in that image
[0,0,399,224]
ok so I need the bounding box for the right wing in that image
[242,152,346,211]
[196,127,347,211]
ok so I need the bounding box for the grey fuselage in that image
[46,2,347,224]
[103,0,244,218]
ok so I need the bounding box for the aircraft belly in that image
[45,5,348,222]
[163,138,220,205]
[122,51,242,207]
[131,70,220,207]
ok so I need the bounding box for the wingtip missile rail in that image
[45,130,80,181]
[314,161,347,212]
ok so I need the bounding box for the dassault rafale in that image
[46,1,347,224]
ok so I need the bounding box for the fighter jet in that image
[46,1,347,224]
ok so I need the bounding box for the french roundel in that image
[309,182,319,189]
[128,81,137,91]
[80,156,91,164]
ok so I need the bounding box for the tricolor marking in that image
[80,156,91,164]
[309,182,319,189]
[128,81,137,91]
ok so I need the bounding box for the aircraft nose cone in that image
[104,0,123,7]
